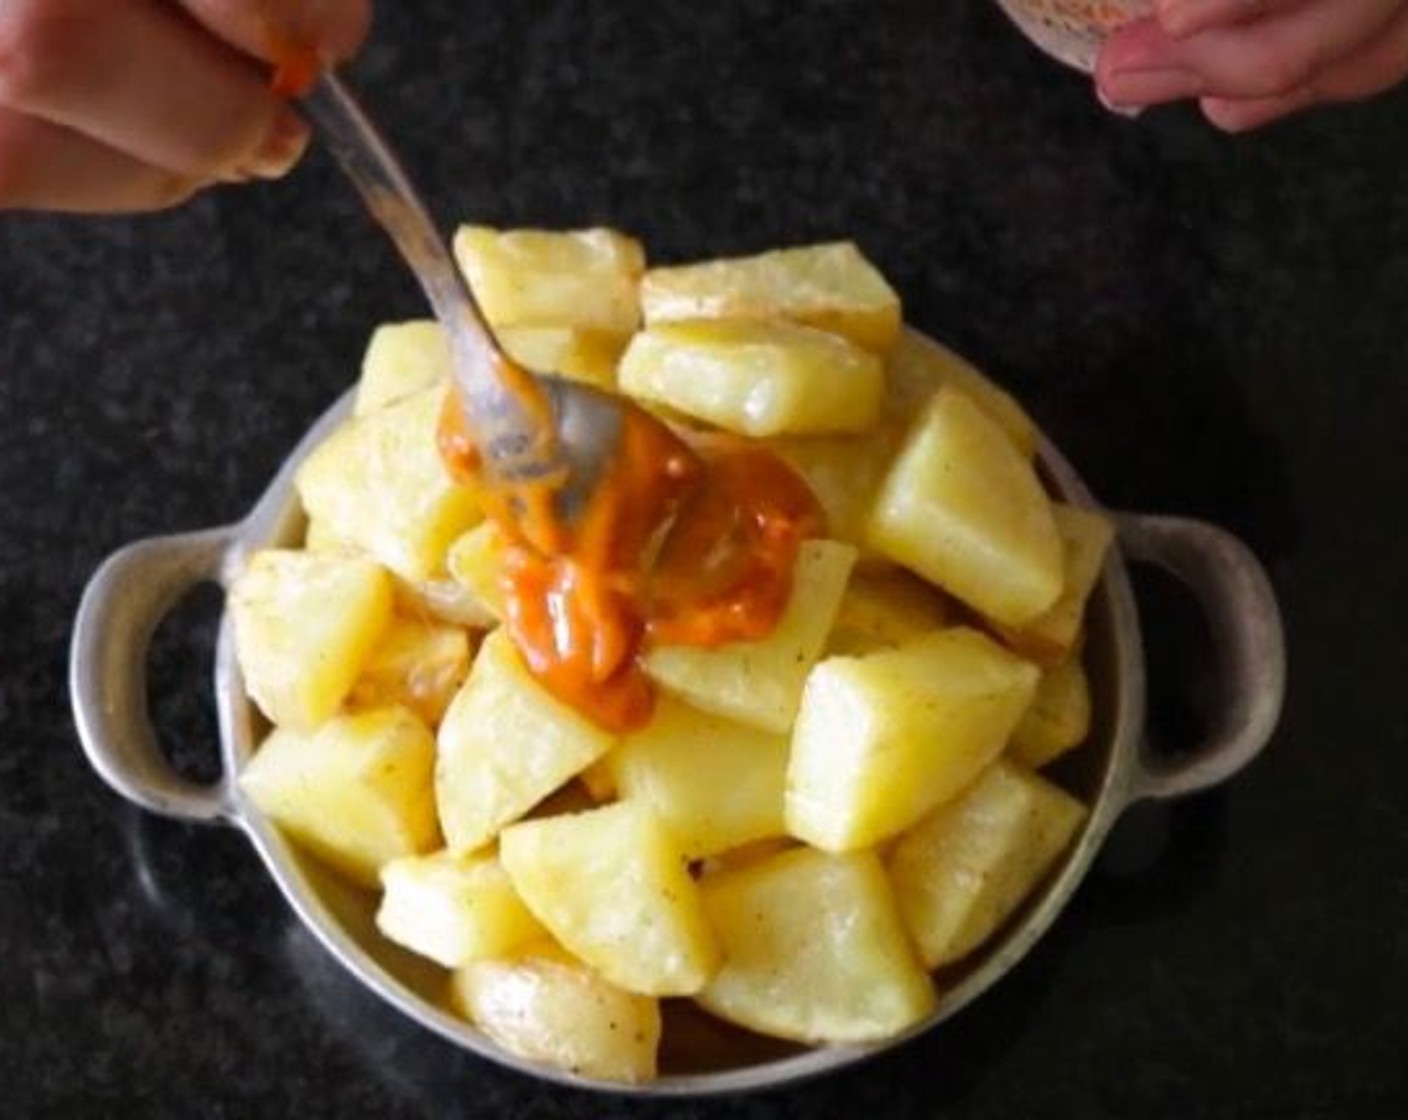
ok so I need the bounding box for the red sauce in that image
[438,371,823,733]
[260,30,820,732]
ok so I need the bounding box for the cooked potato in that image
[769,431,898,552]
[867,386,1063,628]
[450,941,661,1083]
[786,626,1040,852]
[355,319,449,416]
[1009,655,1092,769]
[640,241,901,353]
[230,548,393,731]
[697,847,935,1043]
[376,849,545,967]
[239,706,440,887]
[391,572,499,631]
[453,225,645,336]
[607,699,788,859]
[498,325,624,389]
[883,329,1038,457]
[232,225,1112,1080]
[997,503,1114,665]
[644,539,857,733]
[618,318,884,437]
[436,629,616,853]
[888,759,1087,968]
[296,385,483,583]
[500,801,720,996]
[444,521,510,623]
[347,615,471,728]
[824,568,951,657]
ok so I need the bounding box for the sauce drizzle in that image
[438,373,823,733]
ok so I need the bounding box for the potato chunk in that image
[1009,655,1092,769]
[497,325,624,389]
[697,847,935,1043]
[444,521,510,624]
[347,615,471,728]
[883,329,1038,457]
[825,568,951,657]
[230,548,393,731]
[997,503,1114,665]
[354,319,449,416]
[618,319,883,437]
[451,941,661,1084]
[866,386,1062,627]
[453,225,645,335]
[608,699,789,859]
[436,629,616,853]
[769,431,898,550]
[644,539,857,733]
[376,849,545,967]
[296,385,482,583]
[500,801,720,996]
[786,626,1040,851]
[640,241,901,353]
[239,706,439,887]
[888,760,1087,967]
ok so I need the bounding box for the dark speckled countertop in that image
[3,1,1407,1116]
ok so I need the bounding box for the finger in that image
[1157,0,1295,39]
[0,108,203,213]
[177,0,372,66]
[1097,1,1403,106]
[1200,6,1408,129]
[0,0,308,181]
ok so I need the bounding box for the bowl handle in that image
[1114,512,1286,803]
[69,527,241,824]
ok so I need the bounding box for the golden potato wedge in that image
[354,319,449,416]
[435,629,616,853]
[996,503,1114,666]
[347,615,471,728]
[239,706,440,887]
[640,241,902,353]
[500,801,720,996]
[1009,655,1092,769]
[866,386,1063,628]
[230,548,393,731]
[450,941,661,1083]
[697,847,935,1043]
[824,568,951,657]
[618,319,884,437]
[608,699,788,859]
[786,626,1040,851]
[453,225,645,335]
[888,759,1087,967]
[296,385,482,583]
[376,849,545,967]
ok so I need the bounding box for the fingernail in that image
[1096,84,1145,119]
[247,110,310,180]
[1101,66,1205,106]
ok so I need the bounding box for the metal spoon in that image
[300,72,627,524]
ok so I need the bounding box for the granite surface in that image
[3,0,1407,1116]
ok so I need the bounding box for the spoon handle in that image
[301,72,554,481]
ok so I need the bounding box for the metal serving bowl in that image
[70,379,1284,1096]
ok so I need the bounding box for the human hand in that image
[1095,0,1408,130]
[0,0,371,213]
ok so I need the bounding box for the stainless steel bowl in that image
[70,384,1285,1096]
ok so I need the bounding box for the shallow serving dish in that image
[70,383,1285,1096]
